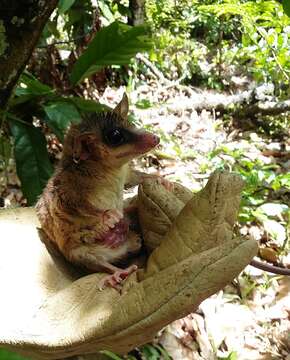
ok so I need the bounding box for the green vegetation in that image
[0,349,29,360]
[0,0,289,205]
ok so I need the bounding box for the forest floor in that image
[97,84,290,360]
[1,82,289,360]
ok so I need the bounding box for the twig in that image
[5,112,34,127]
[251,259,290,276]
[37,29,93,48]
[136,53,171,85]
[37,39,76,48]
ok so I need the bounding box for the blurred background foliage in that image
[0,0,289,206]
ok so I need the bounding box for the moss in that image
[0,20,8,57]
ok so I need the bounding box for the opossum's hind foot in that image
[99,264,138,292]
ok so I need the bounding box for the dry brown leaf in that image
[259,247,279,263]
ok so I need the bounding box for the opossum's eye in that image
[104,128,126,147]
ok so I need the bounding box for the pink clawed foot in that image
[99,264,138,291]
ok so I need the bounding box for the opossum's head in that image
[63,94,160,168]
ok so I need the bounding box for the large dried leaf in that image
[0,172,257,359]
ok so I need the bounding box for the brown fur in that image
[36,94,159,276]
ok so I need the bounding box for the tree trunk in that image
[128,0,146,26]
[0,0,58,109]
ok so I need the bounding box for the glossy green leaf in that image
[58,0,76,13]
[282,0,290,17]
[70,21,152,84]
[43,101,81,141]
[98,0,115,22]
[10,122,53,205]
[13,73,53,106]
[15,72,53,97]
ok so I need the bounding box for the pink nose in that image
[135,132,160,151]
[151,134,160,146]
[142,133,160,147]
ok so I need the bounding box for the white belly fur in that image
[88,166,127,211]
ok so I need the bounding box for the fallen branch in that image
[236,100,290,117]
[136,53,171,85]
[163,84,290,117]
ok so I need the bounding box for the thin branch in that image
[251,259,290,276]
[37,32,92,48]
[136,53,171,85]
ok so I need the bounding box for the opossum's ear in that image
[72,133,95,163]
[113,93,129,120]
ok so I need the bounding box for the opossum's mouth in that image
[115,150,147,159]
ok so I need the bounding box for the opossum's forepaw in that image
[102,209,123,231]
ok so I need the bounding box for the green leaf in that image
[58,0,76,13]
[266,29,277,46]
[218,351,238,360]
[117,3,131,17]
[70,21,152,85]
[99,350,124,360]
[69,97,109,112]
[139,344,160,360]
[10,122,53,205]
[135,99,152,109]
[154,344,171,360]
[46,19,60,38]
[282,0,290,17]
[15,72,53,97]
[98,0,115,22]
[43,101,81,141]
[228,351,238,360]
[0,348,30,360]
[271,173,290,191]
